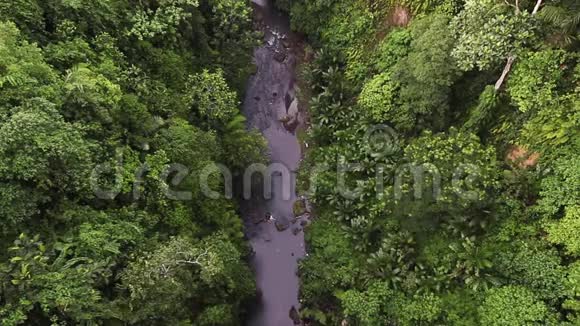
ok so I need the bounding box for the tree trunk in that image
[494,0,543,91]
[532,0,543,14]
[494,55,516,91]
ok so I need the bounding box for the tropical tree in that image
[478,285,550,325]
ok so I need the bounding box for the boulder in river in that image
[279,115,292,123]
[293,199,308,217]
[283,117,299,133]
[289,306,301,325]
[275,216,290,232]
[292,227,302,236]
[273,51,287,62]
[285,92,294,110]
[287,98,299,117]
[282,98,300,132]
[252,215,265,225]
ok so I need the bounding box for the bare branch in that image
[159,263,171,277]
[495,55,516,91]
[176,248,210,266]
[532,0,543,15]
[503,0,520,14]
[176,259,202,265]
[494,0,543,93]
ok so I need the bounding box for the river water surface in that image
[242,1,306,325]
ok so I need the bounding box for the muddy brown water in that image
[242,1,307,325]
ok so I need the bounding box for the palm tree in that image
[539,0,580,48]
[449,236,500,291]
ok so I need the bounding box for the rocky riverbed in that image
[242,1,309,325]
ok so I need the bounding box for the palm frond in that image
[538,5,568,26]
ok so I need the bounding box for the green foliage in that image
[375,28,412,72]
[45,0,126,39]
[221,114,268,171]
[478,286,549,325]
[0,100,94,192]
[451,0,538,71]
[320,2,375,52]
[119,234,254,323]
[496,241,567,301]
[284,0,342,38]
[449,236,498,291]
[392,14,460,131]
[0,0,44,38]
[300,219,360,305]
[44,37,95,70]
[538,1,580,48]
[0,22,59,105]
[0,1,263,323]
[202,0,253,48]
[62,63,122,125]
[339,282,443,325]
[537,153,580,217]
[547,206,580,256]
[440,290,481,325]
[195,304,235,326]
[520,95,580,155]
[564,262,580,321]
[358,72,400,123]
[0,183,46,232]
[345,27,410,101]
[463,85,499,133]
[129,0,199,41]
[339,281,393,325]
[508,49,571,113]
[398,292,443,324]
[187,69,239,127]
[1,0,578,323]
[403,129,500,206]
[154,117,218,168]
[198,0,258,91]
[287,0,579,323]
[75,212,143,260]
[32,268,102,323]
[0,234,104,325]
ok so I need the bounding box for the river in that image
[241,1,307,325]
